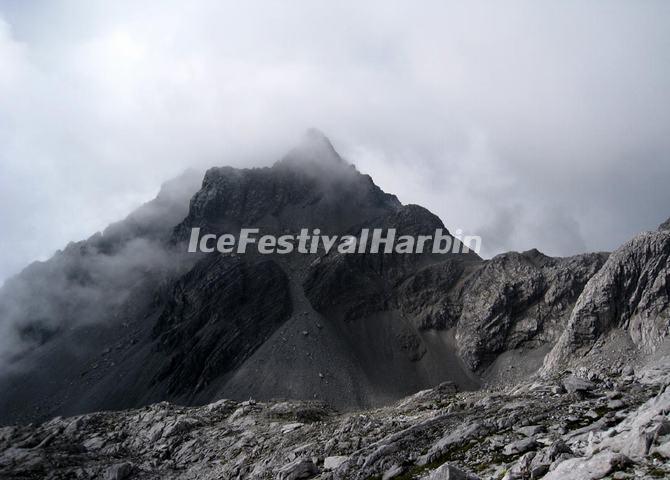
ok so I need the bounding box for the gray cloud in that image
[1,0,669,282]
[0,168,203,364]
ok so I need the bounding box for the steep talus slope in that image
[543,226,670,372]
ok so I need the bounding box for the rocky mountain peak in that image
[659,217,670,231]
[172,132,400,240]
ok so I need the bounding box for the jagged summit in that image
[172,132,400,239]
[659,216,670,231]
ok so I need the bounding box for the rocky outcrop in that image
[455,250,607,371]
[543,229,670,372]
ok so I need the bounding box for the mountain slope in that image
[3,131,666,427]
[543,225,670,373]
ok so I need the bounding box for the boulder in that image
[278,458,319,480]
[323,456,349,470]
[423,463,480,479]
[543,452,630,480]
[562,375,595,394]
[503,438,538,456]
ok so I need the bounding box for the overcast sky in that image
[1,1,669,283]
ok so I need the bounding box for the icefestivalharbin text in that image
[187,227,481,255]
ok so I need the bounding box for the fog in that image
[0,168,203,364]
[1,0,669,284]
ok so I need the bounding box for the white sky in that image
[1,0,669,282]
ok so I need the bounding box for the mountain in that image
[1,132,670,479]
[0,131,668,433]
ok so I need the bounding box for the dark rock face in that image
[151,255,292,397]
[173,131,400,242]
[302,204,474,323]
[659,217,670,231]
[544,230,670,371]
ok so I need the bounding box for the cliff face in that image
[455,250,609,372]
[0,131,668,428]
[150,255,292,396]
[543,228,670,372]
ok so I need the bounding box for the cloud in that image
[0,168,202,364]
[0,1,669,282]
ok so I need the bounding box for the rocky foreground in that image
[2,358,669,480]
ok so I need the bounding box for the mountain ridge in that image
[0,132,668,429]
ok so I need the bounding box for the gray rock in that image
[323,456,349,470]
[562,375,595,394]
[506,451,535,479]
[516,425,545,437]
[653,440,670,459]
[422,421,487,464]
[424,463,480,479]
[529,440,572,479]
[382,465,406,479]
[547,440,572,460]
[543,452,630,480]
[503,438,538,456]
[0,365,668,480]
[551,385,566,395]
[607,399,625,410]
[104,462,134,480]
[455,249,606,371]
[278,458,319,480]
